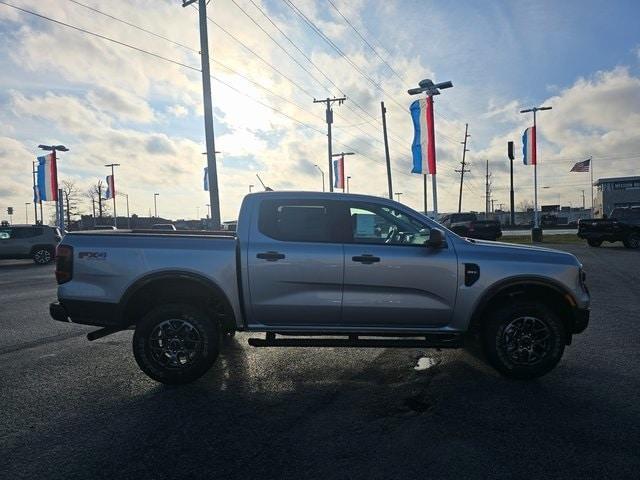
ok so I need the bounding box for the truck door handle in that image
[352,254,380,264]
[256,251,285,261]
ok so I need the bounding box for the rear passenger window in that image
[11,227,42,239]
[258,200,344,243]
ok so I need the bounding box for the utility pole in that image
[508,141,515,226]
[105,163,120,228]
[456,123,470,212]
[154,193,159,218]
[581,189,585,210]
[31,161,38,224]
[491,199,495,213]
[485,159,491,216]
[314,97,346,192]
[183,0,221,229]
[381,101,393,199]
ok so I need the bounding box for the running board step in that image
[248,333,462,349]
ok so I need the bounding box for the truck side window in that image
[347,203,430,246]
[258,200,344,243]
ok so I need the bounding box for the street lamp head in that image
[38,144,68,151]
[409,78,453,96]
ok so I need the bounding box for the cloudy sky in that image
[1,0,639,223]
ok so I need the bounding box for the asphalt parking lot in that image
[1,243,639,479]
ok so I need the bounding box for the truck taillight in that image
[55,245,73,284]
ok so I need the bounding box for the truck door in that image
[341,201,458,328]
[246,199,346,327]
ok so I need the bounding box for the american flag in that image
[570,158,590,172]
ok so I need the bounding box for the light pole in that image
[206,204,211,219]
[331,152,354,192]
[105,163,120,228]
[154,193,159,218]
[520,105,552,239]
[25,203,30,224]
[346,176,351,193]
[38,144,68,230]
[118,192,130,229]
[314,164,325,192]
[395,192,403,203]
[407,78,453,217]
[249,184,254,193]
[31,161,38,224]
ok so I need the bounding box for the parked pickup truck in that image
[438,213,502,241]
[577,207,640,248]
[50,192,589,384]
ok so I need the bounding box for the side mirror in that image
[426,227,445,248]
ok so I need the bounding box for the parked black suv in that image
[0,225,62,264]
[578,207,640,248]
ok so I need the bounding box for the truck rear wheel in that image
[587,239,602,247]
[133,304,219,384]
[483,302,565,379]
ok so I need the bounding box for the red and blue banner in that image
[36,152,58,201]
[333,154,345,190]
[522,126,536,165]
[410,97,436,175]
[105,175,115,199]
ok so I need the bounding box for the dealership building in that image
[593,176,640,217]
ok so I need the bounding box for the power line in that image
[66,0,198,53]
[326,0,405,84]
[0,1,200,72]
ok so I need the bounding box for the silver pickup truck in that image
[50,192,590,384]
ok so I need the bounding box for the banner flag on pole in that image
[570,158,591,172]
[105,175,115,199]
[410,97,436,175]
[333,154,345,189]
[203,167,209,191]
[36,153,58,201]
[33,185,41,203]
[522,126,536,165]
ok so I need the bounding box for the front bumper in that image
[572,307,590,334]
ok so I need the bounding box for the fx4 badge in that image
[78,251,107,260]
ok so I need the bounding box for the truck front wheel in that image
[483,303,565,379]
[133,304,220,384]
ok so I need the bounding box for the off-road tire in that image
[483,302,565,380]
[133,304,219,384]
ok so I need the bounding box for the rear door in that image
[341,201,458,328]
[0,227,13,257]
[246,198,346,327]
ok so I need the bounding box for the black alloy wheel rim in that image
[149,319,203,369]
[35,250,51,263]
[502,316,552,366]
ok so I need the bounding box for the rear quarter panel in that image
[58,233,242,325]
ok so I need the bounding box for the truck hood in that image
[460,238,580,266]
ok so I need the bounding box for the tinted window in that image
[11,227,43,239]
[258,200,344,243]
[348,202,430,246]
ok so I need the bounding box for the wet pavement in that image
[1,244,639,479]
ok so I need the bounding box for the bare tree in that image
[86,180,110,219]
[61,180,82,225]
[517,199,534,212]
